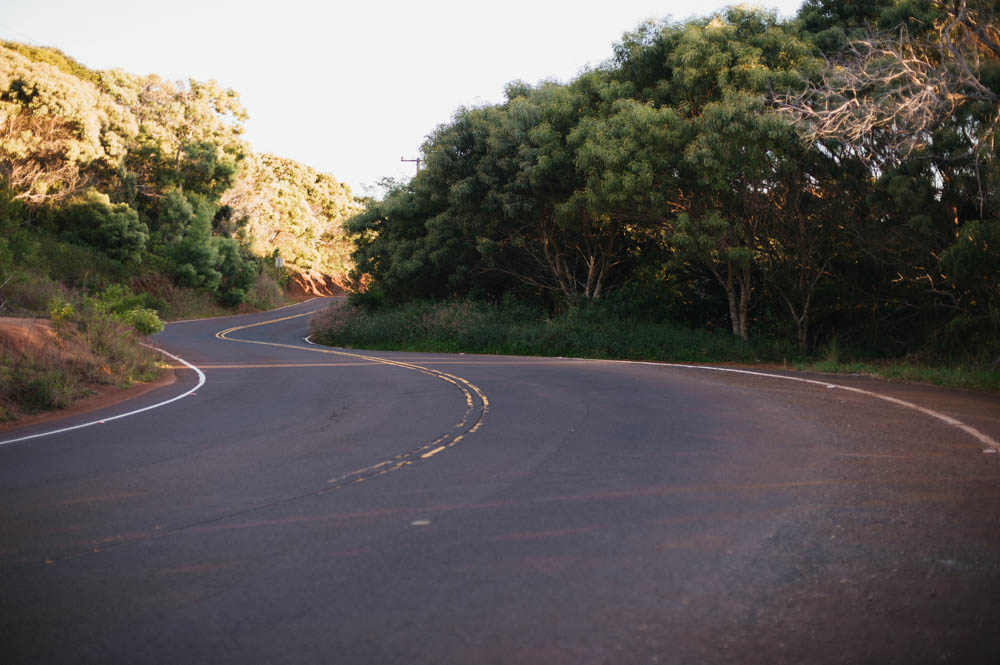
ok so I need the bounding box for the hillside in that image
[0,40,358,313]
[0,40,361,419]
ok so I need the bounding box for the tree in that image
[0,44,137,203]
[126,75,247,195]
[469,80,630,300]
[609,7,820,340]
[778,0,1000,354]
[1,39,359,313]
[168,195,220,292]
[221,152,359,276]
[56,190,148,263]
[214,236,259,305]
[778,1,996,163]
[348,175,476,301]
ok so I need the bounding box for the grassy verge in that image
[310,300,796,363]
[796,359,1000,392]
[310,300,1000,393]
[0,264,305,421]
[0,294,162,422]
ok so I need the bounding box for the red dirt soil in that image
[0,317,60,354]
[0,317,175,432]
[286,270,348,297]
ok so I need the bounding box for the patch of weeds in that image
[798,359,1000,392]
[246,272,284,311]
[0,291,161,420]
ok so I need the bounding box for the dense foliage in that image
[0,40,357,312]
[221,152,359,277]
[347,1,1000,362]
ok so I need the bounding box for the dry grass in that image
[0,313,159,421]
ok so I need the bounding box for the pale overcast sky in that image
[1,0,803,196]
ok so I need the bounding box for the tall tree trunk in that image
[714,263,751,340]
[797,315,808,352]
[724,264,741,337]
[736,264,752,340]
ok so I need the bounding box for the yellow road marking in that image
[214,307,489,487]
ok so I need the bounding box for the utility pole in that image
[401,156,422,173]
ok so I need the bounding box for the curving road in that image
[2,298,999,664]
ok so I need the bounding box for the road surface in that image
[2,298,999,664]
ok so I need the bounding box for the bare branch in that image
[775,2,998,163]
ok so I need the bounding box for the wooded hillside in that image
[0,40,357,311]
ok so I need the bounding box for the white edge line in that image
[296,337,1000,454]
[609,360,999,452]
[303,335,341,350]
[0,345,206,447]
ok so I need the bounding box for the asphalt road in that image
[2,298,999,665]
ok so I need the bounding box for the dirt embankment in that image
[0,318,60,354]
[286,270,348,298]
[0,318,174,431]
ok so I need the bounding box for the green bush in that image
[1,271,66,314]
[76,311,159,384]
[48,297,76,324]
[154,190,196,245]
[55,190,148,263]
[91,283,161,315]
[0,298,162,419]
[308,298,1000,392]
[115,308,164,336]
[168,198,221,291]
[219,288,246,307]
[214,236,259,305]
[36,234,128,288]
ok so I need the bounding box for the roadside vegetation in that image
[0,39,357,316]
[795,358,1000,392]
[312,1,1000,392]
[311,299,1000,392]
[0,40,357,418]
[311,297,789,362]
[0,285,162,421]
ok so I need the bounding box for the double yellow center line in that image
[215,308,490,487]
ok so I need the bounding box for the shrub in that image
[311,299,781,363]
[115,308,164,336]
[48,297,76,325]
[169,207,221,291]
[36,235,128,288]
[0,271,64,315]
[219,288,246,307]
[0,322,94,419]
[75,311,158,385]
[91,283,161,314]
[214,236,259,305]
[246,271,283,310]
[55,190,148,263]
